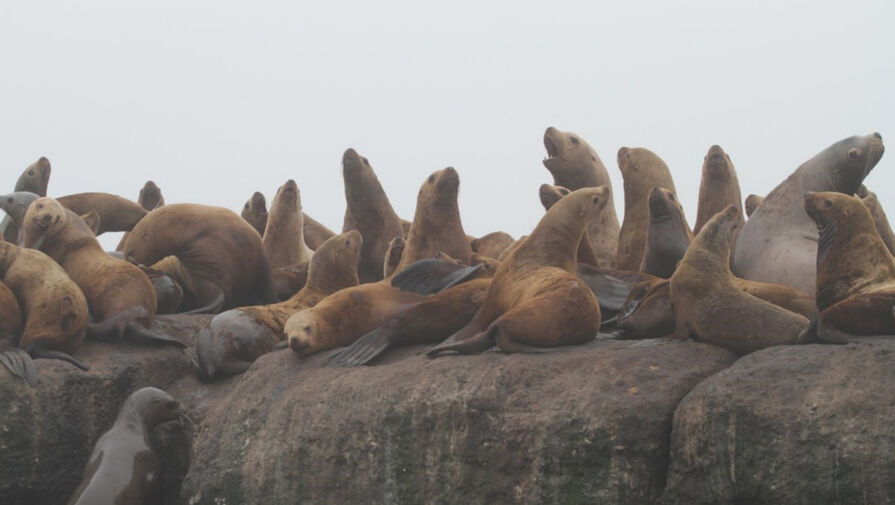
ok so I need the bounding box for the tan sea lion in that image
[0,241,89,384]
[470,231,515,259]
[744,194,764,218]
[24,197,184,346]
[66,387,182,505]
[116,181,165,251]
[342,148,405,283]
[15,157,51,196]
[427,187,605,356]
[670,205,810,354]
[857,185,895,256]
[732,133,885,293]
[640,187,692,278]
[271,264,309,302]
[0,279,25,380]
[382,236,406,278]
[694,145,744,234]
[542,127,619,268]
[801,192,895,343]
[302,212,335,249]
[616,146,678,271]
[263,179,314,268]
[241,191,268,236]
[392,167,473,272]
[56,193,148,235]
[538,184,600,267]
[124,203,274,313]
[196,230,362,380]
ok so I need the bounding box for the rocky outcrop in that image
[663,342,895,504]
[182,339,736,505]
[0,315,210,505]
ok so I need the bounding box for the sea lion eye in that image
[569,137,579,145]
[303,326,311,333]
[560,189,569,195]
[824,199,833,208]
[590,156,596,162]
[36,203,43,209]
[362,157,369,165]
[592,197,600,204]
[669,193,675,201]
[427,175,435,183]
[28,170,34,175]
[848,148,859,159]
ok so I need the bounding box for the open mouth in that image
[544,136,559,159]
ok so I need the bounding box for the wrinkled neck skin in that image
[815,212,895,302]
[37,211,103,265]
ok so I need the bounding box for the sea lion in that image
[271,264,309,302]
[470,231,515,259]
[0,279,25,380]
[542,127,619,268]
[0,191,40,244]
[640,187,692,278]
[116,181,165,251]
[732,133,885,293]
[800,191,895,343]
[669,205,810,354]
[56,193,149,235]
[302,212,335,250]
[342,148,405,283]
[125,203,274,313]
[0,241,89,384]
[15,157,51,196]
[392,167,473,272]
[857,185,895,256]
[538,184,600,267]
[241,191,268,236]
[196,230,362,380]
[694,145,744,234]
[24,197,184,346]
[139,264,184,315]
[744,194,764,218]
[383,236,406,278]
[66,387,182,505]
[427,187,605,356]
[263,179,314,268]
[616,146,678,271]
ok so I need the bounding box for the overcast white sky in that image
[2,1,893,250]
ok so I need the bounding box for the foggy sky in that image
[1,1,893,250]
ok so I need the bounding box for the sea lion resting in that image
[23,197,184,347]
[196,230,362,381]
[56,192,148,235]
[427,187,606,356]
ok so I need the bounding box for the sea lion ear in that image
[80,211,101,235]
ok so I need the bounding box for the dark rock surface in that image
[182,338,736,505]
[663,342,895,505]
[0,314,210,505]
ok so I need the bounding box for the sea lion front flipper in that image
[391,258,475,295]
[328,323,400,367]
[577,265,642,313]
[126,323,188,348]
[27,343,90,371]
[0,348,38,386]
[434,264,483,293]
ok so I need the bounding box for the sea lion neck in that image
[516,188,602,270]
[688,207,739,265]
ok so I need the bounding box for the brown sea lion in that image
[196,230,362,380]
[744,194,764,218]
[694,145,744,234]
[66,387,182,505]
[470,231,515,259]
[382,236,406,278]
[670,205,810,354]
[271,264,309,302]
[538,184,600,267]
[341,148,405,283]
[0,279,25,380]
[857,185,895,256]
[640,187,692,278]
[24,197,184,346]
[732,133,885,293]
[138,264,184,314]
[0,241,89,384]
[56,193,148,235]
[0,191,40,244]
[800,191,895,343]
[542,127,620,268]
[616,147,678,271]
[124,203,274,313]
[393,167,473,272]
[427,187,605,356]
[241,191,268,236]
[116,181,165,252]
[15,157,51,196]
[302,212,335,250]
[263,179,314,268]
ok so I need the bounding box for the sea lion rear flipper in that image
[180,287,225,315]
[27,344,90,371]
[391,259,477,295]
[126,323,188,348]
[0,348,39,386]
[328,323,400,367]
[435,264,483,292]
[426,331,494,357]
[599,315,618,329]
[493,333,564,354]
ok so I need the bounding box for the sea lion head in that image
[139,180,164,210]
[14,157,51,196]
[124,387,182,430]
[648,187,682,222]
[274,179,301,212]
[284,310,321,357]
[694,205,741,254]
[744,194,764,218]
[830,133,885,194]
[417,167,460,210]
[538,184,571,211]
[703,145,734,180]
[803,191,872,234]
[306,230,363,291]
[22,197,68,250]
[0,191,40,224]
[242,191,268,232]
[617,147,665,179]
[542,127,600,178]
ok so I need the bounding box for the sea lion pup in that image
[640,187,692,278]
[382,236,406,278]
[733,132,885,293]
[392,167,473,272]
[857,185,895,256]
[23,197,184,347]
[55,192,149,235]
[342,148,405,283]
[125,203,274,313]
[15,156,51,195]
[427,187,606,357]
[616,146,678,271]
[542,127,619,269]
[302,212,336,249]
[241,191,268,236]
[800,192,895,343]
[67,387,182,505]
[744,194,764,218]
[196,231,362,380]
[0,241,89,384]
[470,231,515,259]
[263,179,314,268]
[0,191,40,244]
[116,180,165,251]
[694,145,744,234]
[669,205,810,354]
